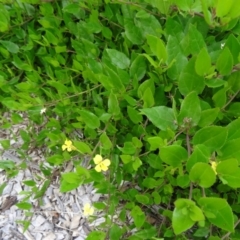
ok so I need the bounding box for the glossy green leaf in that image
[127,106,143,124]
[143,87,154,108]
[141,106,176,131]
[86,231,106,240]
[179,58,205,96]
[108,91,121,117]
[189,162,216,188]
[74,141,92,154]
[160,145,188,167]
[212,87,227,108]
[226,118,240,140]
[131,206,145,228]
[187,144,211,172]
[216,159,240,188]
[181,24,206,55]
[135,194,149,204]
[167,36,188,80]
[16,202,32,210]
[195,48,211,76]
[130,55,146,81]
[173,198,204,235]
[192,126,228,151]
[124,18,144,45]
[216,47,233,76]
[106,49,130,69]
[216,0,233,17]
[226,1,240,19]
[146,35,167,62]
[220,138,240,162]
[225,34,240,64]
[133,227,157,239]
[147,136,165,151]
[178,91,201,126]
[199,197,234,232]
[0,40,19,53]
[198,108,220,127]
[79,110,100,129]
[109,224,123,240]
[100,132,112,150]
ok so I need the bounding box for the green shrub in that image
[1,0,240,239]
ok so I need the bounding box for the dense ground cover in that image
[1,0,240,239]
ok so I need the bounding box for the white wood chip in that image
[70,215,81,230]
[42,232,56,240]
[32,215,46,227]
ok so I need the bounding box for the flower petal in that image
[95,164,102,172]
[93,154,102,164]
[62,145,67,151]
[101,164,108,171]
[103,159,111,167]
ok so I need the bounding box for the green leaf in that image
[226,1,240,19]
[199,197,234,232]
[74,141,92,154]
[143,87,154,108]
[166,36,188,80]
[198,108,220,127]
[127,106,142,124]
[130,55,146,81]
[187,144,211,172]
[216,0,233,17]
[226,118,240,140]
[225,34,240,64]
[100,132,112,150]
[140,106,177,131]
[0,40,19,53]
[192,126,228,151]
[124,18,144,45]
[217,159,240,188]
[173,199,197,234]
[131,206,145,228]
[146,35,167,62]
[108,91,121,117]
[220,138,240,162]
[160,145,188,167]
[109,224,123,240]
[216,47,233,76]
[16,202,32,210]
[212,87,227,108]
[106,49,130,69]
[147,136,165,151]
[178,91,201,126]
[195,48,211,76]
[61,172,80,184]
[86,231,106,240]
[79,110,100,129]
[142,177,158,189]
[134,227,157,239]
[189,162,216,188]
[181,24,206,55]
[179,58,205,96]
[135,194,149,204]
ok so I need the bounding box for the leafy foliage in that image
[1,0,240,239]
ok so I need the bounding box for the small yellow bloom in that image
[211,161,217,175]
[93,154,111,172]
[62,139,76,152]
[83,203,94,216]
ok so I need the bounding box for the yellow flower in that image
[62,139,76,152]
[211,161,217,175]
[93,154,111,172]
[83,203,94,217]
